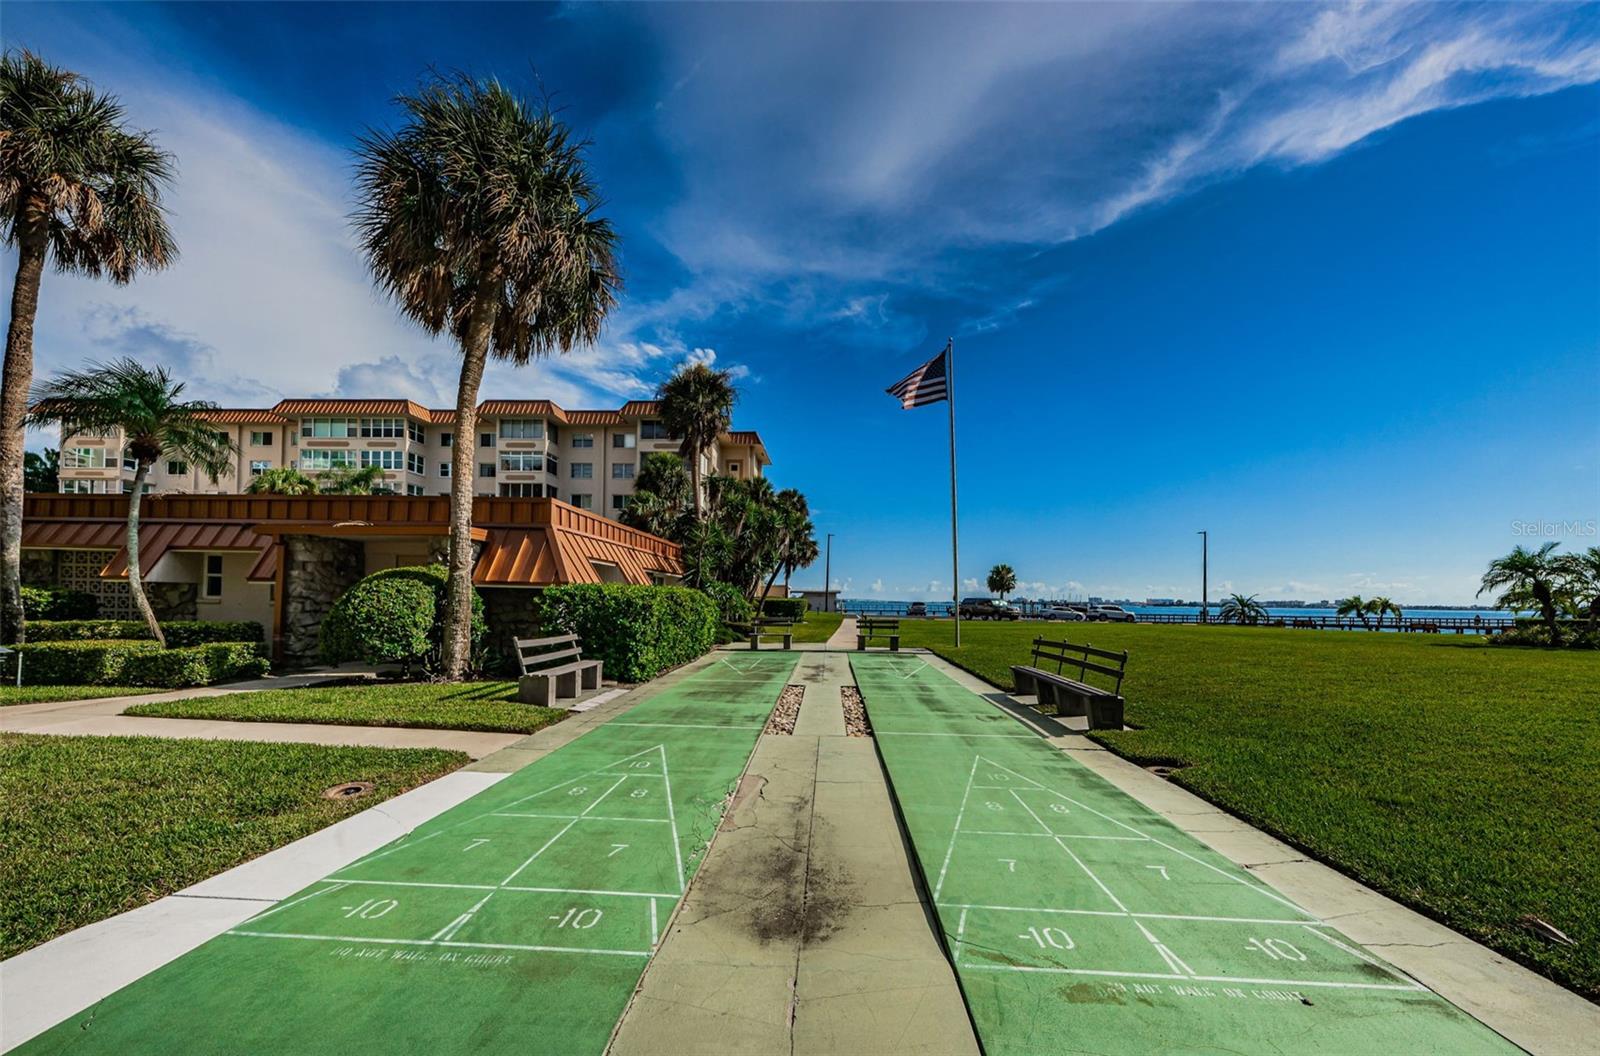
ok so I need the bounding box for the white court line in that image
[322,878,681,899]
[1303,925,1421,987]
[937,903,1320,926]
[491,812,670,823]
[932,757,982,902]
[656,744,687,892]
[954,907,968,965]
[430,891,494,942]
[650,899,660,947]
[877,732,1036,739]
[225,930,651,958]
[239,881,349,924]
[608,722,765,730]
[500,775,627,886]
[957,963,1428,992]
[959,830,1145,841]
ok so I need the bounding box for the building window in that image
[408,421,426,444]
[407,452,425,475]
[499,483,541,498]
[499,419,543,440]
[612,462,635,479]
[728,461,741,475]
[64,447,109,469]
[571,462,593,479]
[122,449,138,471]
[478,463,496,478]
[640,420,670,440]
[249,430,274,446]
[250,460,271,477]
[571,433,594,448]
[301,417,358,438]
[406,484,425,496]
[204,554,224,599]
[60,479,115,494]
[545,453,559,474]
[299,450,356,471]
[500,452,541,473]
[571,493,593,510]
[360,417,405,438]
[123,481,154,494]
[166,460,188,475]
[548,424,559,444]
[613,433,636,449]
[479,432,495,448]
[361,450,405,470]
[440,432,453,448]
[611,494,629,511]
[439,462,451,478]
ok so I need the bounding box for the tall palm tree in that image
[354,72,620,679]
[987,563,1018,601]
[1335,595,1373,630]
[1,51,176,645]
[659,363,735,519]
[313,464,389,495]
[756,488,814,607]
[23,448,57,492]
[1219,592,1267,625]
[25,360,232,645]
[1370,596,1403,630]
[1556,546,1600,633]
[1480,542,1568,641]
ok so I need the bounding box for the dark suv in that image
[958,597,1020,620]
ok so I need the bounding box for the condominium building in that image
[54,398,769,518]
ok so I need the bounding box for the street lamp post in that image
[1197,530,1208,624]
[824,533,834,613]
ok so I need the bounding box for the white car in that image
[1039,606,1087,621]
[1091,605,1135,622]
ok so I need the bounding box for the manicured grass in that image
[789,611,844,643]
[1,685,162,706]
[0,734,466,958]
[893,620,1600,998]
[125,681,569,734]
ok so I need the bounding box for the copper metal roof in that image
[271,399,434,420]
[99,522,272,580]
[201,409,290,424]
[565,410,624,425]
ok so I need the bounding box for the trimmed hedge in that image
[760,597,809,620]
[19,586,98,620]
[0,639,270,688]
[536,584,718,683]
[25,620,264,646]
[321,565,486,674]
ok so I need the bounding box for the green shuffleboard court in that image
[17,653,798,1056]
[851,653,1518,1056]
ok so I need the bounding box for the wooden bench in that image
[514,633,603,707]
[857,617,901,652]
[1010,637,1128,730]
[732,618,794,650]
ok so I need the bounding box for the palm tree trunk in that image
[440,295,497,681]
[0,206,47,646]
[125,463,166,647]
[689,444,704,519]
[1536,586,1561,643]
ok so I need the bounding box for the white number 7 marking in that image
[999,858,1017,873]
[609,844,629,858]
[1146,865,1169,880]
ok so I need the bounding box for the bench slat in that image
[515,634,580,649]
[1031,639,1126,664]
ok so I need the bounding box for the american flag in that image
[886,346,949,408]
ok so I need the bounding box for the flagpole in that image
[946,337,960,648]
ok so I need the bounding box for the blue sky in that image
[6,2,1598,603]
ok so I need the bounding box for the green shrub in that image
[0,638,270,687]
[1491,625,1599,649]
[760,596,809,620]
[536,584,718,683]
[19,586,98,620]
[702,581,753,625]
[25,620,263,645]
[321,565,486,674]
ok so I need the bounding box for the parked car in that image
[959,597,1021,620]
[907,601,927,617]
[1039,605,1087,621]
[1090,605,1135,622]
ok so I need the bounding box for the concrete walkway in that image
[823,614,856,650]
[0,677,522,759]
[609,652,977,1056]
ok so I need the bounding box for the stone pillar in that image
[282,536,365,667]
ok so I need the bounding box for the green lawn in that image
[0,733,466,958]
[125,681,570,734]
[892,620,1600,998]
[1,685,163,706]
[789,611,844,643]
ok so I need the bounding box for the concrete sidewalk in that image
[608,652,977,1056]
[823,615,856,650]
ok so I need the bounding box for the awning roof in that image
[22,518,276,582]
[474,526,684,587]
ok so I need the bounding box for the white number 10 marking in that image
[343,898,397,919]
[1020,926,1074,950]
[1246,937,1306,961]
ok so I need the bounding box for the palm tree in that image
[354,72,620,679]
[1370,596,1402,630]
[1219,592,1267,625]
[659,363,735,519]
[1557,546,1600,633]
[25,360,232,645]
[756,489,815,607]
[23,448,57,492]
[987,563,1018,601]
[1479,542,1568,642]
[1,51,176,645]
[314,465,389,495]
[1335,595,1373,630]
[246,467,318,495]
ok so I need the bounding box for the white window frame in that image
[571,433,594,448]
[203,554,224,600]
[498,419,544,440]
[571,462,593,479]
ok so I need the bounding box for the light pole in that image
[1197,530,1208,624]
[824,533,834,613]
